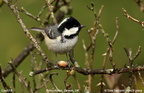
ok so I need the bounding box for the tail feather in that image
[29,27,44,32]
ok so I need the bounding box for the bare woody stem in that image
[32,65,144,76]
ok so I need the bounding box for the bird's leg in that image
[66,53,70,67]
[55,54,59,68]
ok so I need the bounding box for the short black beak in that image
[80,25,85,28]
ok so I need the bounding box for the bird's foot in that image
[67,60,71,68]
[55,61,60,68]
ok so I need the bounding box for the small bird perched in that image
[30,17,85,67]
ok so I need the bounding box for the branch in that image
[49,72,59,90]
[45,0,57,24]
[9,62,33,93]
[122,8,144,27]
[86,3,104,92]
[124,46,141,67]
[2,42,35,78]
[0,65,12,92]
[31,65,144,76]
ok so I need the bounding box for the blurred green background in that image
[0,0,144,92]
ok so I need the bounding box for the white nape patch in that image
[63,27,79,36]
[58,17,69,28]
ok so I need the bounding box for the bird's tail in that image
[29,27,45,32]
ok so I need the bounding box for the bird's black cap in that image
[58,17,83,33]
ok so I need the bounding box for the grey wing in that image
[45,25,61,39]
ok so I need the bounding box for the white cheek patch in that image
[63,27,79,36]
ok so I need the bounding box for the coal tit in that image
[30,17,85,66]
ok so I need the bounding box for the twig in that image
[124,46,141,67]
[0,65,12,93]
[64,71,72,90]
[20,4,48,26]
[45,0,57,24]
[101,17,119,70]
[138,71,144,86]
[122,8,144,27]
[37,4,47,18]
[20,7,42,24]
[132,46,141,61]
[86,3,104,93]
[82,40,89,67]
[99,24,115,69]
[8,62,33,93]
[86,4,104,51]
[124,46,141,87]
[29,52,50,92]
[12,73,16,93]
[69,50,80,67]
[49,72,59,90]
[112,17,119,45]
[30,52,37,92]
[100,17,119,75]
[73,74,82,93]
[132,74,137,89]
